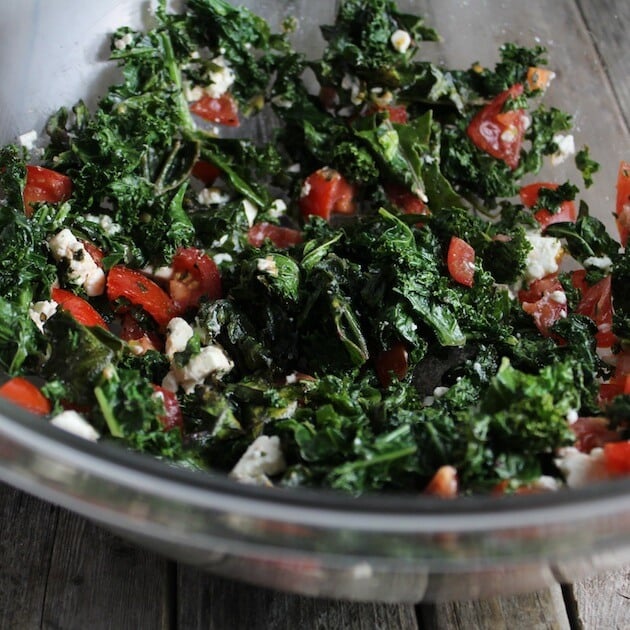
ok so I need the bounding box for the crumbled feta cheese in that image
[204,55,235,99]
[341,73,363,105]
[300,179,312,198]
[548,290,567,305]
[29,300,58,333]
[165,317,194,358]
[566,409,579,424]
[584,255,613,272]
[163,344,234,394]
[524,233,563,283]
[530,475,561,491]
[18,129,38,151]
[433,386,449,398]
[230,435,286,486]
[84,213,122,236]
[550,134,575,166]
[198,187,231,206]
[51,410,100,442]
[268,199,287,218]
[270,95,293,109]
[114,32,134,50]
[336,106,355,118]
[141,265,173,282]
[390,29,411,53]
[213,253,233,266]
[48,229,105,296]
[243,199,258,227]
[554,447,608,488]
[183,82,204,103]
[257,256,279,277]
[287,163,301,174]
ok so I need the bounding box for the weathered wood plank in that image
[571,569,630,629]
[38,506,174,630]
[177,567,419,630]
[420,586,570,630]
[0,483,59,629]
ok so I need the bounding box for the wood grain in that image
[177,567,419,630]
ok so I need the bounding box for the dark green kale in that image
[575,146,600,188]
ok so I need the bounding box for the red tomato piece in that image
[191,160,222,185]
[466,84,526,170]
[447,236,475,287]
[365,103,409,124]
[518,274,567,337]
[615,161,630,247]
[151,385,183,432]
[299,168,356,221]
[119,314,162,353]
[52,287,107,329]
[576,275,616,348]
[247,223,303,249]
[519,182,577,230]
[571,417,620,453]
[23,165,72,217]
[0,377,51,415]
[190,93,239,127]
[82,242,105,268]
[424,465,458,498]
[570,269,588,295]
[603,441,630,476]
[384,183,429,216]
[107,266,175,328]
[375,342,409,388]
[169,247,222,315]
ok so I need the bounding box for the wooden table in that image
[1,0,629,627]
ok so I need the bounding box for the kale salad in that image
[1,0,630,497]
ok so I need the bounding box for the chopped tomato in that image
[299,167,356,221]
[571,417,620,453]
[82,242,105,268]
[570,269,589,294]
[23,165,72,216]
[466,84,526,170]
[519,182,577,230]
[191,160,221,185]
[603,441,630,476]
[615,161,630,247]
[107,266,175,328]
[247,222,303,249]
[518,274,566,337]
[0,377,51,415]
[319,86,338,109]
[576,275,615,347]
[598,351,630,403]
[375,342,409,388]
[52,287,107,329]
[385,183,429,216]
[526,67,554,92]
[152,385,183,431]
[169,247,222,315]
[190,93,239,126]
[119,314,162,354]
[365,103,408,124]
[447,236,475,287]
[424,465,458,498]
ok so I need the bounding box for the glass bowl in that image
[0,0,629,602]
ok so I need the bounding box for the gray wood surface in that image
[1,0,630,628]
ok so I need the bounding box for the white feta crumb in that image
[341,73,363,105]
[84,213,122,236]
[548,290,567,305]
[270,95,293,109]
[336,106,355,117]
[550,134,575,166]
[530,475,561,491]
[183,81,204,103]
[300,179,312,198]
[48,229,105,296]
[257,256,278,277]
[554,447,608,488]
[433,386,449,398]
[213,253,233,266]
[18,129,38,151]
[197,187,231,206]
[500,125,518,143]
[524,232,563,283]
[242,199,258,227]
[114,32,134,50]
[268,199,287,218]
[204,55,235,99]
[584,255,613,272]
[29,300,58,333]
[51,410,100,442]
[390,29,411,53]
[165,317,194,358]
[566,409,579,424]
[287,163,301,174]
[229,435,286,486]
